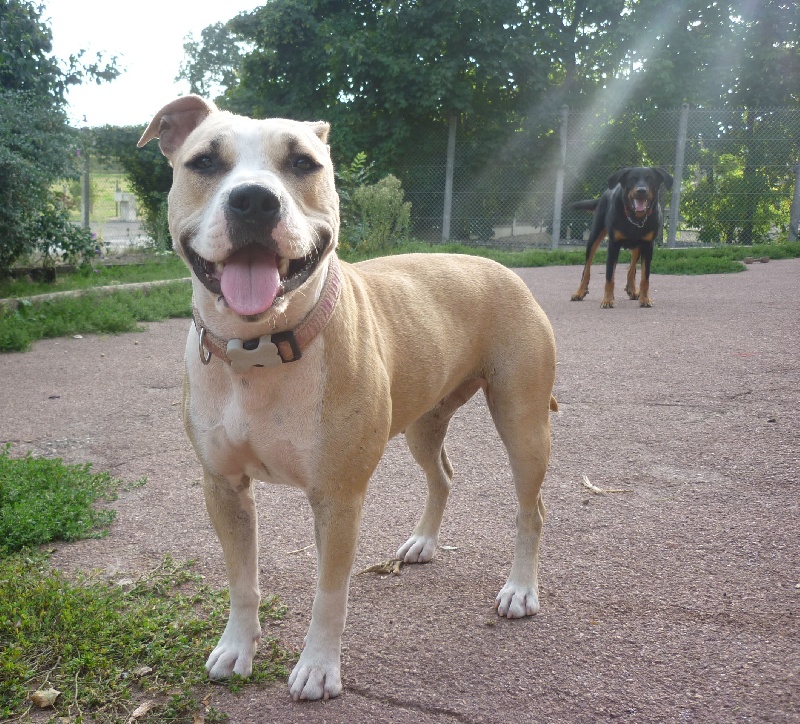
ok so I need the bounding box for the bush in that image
[0,91,94,275]
[342,174,411,254]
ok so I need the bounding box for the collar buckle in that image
[226,336,284,372]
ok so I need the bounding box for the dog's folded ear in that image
[654,167,674,190]
[607,168,630,189]
[305,121,331,144]
[137,95,218,160]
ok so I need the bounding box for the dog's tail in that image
[570,199,599,213]
[549,395,559,412]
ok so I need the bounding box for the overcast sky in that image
[44,0,264,127]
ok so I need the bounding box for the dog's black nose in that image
[227,184,281,225]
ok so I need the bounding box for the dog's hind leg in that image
[487,380,552,618]
[625,247,640,299]
[483,328,555,618]
[398,378,484,563]
[203,472,262,680]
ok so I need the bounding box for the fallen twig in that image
[581,474,632,495]
[287,543,315,555]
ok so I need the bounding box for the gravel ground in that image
[1,259,798,723]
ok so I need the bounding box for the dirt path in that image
[2,260,798,722]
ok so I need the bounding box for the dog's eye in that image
[188,154,216,172]
[292,155,318,172]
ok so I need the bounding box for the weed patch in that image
[0,553,291,721]
[0,254,188,299]
[0,446,132,556]
[0,281,191,352]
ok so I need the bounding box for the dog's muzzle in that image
[630,188,652,215]
[183,182,332,317]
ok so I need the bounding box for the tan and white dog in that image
[138,95,558,702]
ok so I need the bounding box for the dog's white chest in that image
[186,349,323,489]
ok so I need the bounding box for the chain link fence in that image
[404,106,800,249]
[76,106,800,251]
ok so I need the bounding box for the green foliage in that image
[179,0,800,246]
[215,0,547,170]
[0,91,95,274]
[0,445,122,555]
[341,175,411,254]
[0,0,120,275]
[177,22,244,98]
[335,151,374,230]
[0,552,291,720]
[0,280,192,352]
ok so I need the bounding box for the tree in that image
[0,0,119,275]
[180,0,800,243]
[176,22,244,97]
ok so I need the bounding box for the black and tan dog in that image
[570,166,673,308]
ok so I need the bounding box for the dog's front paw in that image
[570,291,587,301]
[396,534,437,563]
[288,652,342,701]
[600,299,615,309]
[639,297,653,307]
[205,616,261,679]
[494,582,540,618]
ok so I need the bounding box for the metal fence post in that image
[789,157,800,242]
[551,105,569,249]
[441,114,457,242]
[81,148,90,231]
[667,103,689,248]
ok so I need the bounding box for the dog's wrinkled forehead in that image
[178,113,332,172]
[137,95,332,173]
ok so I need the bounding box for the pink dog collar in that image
[193,255,342,373]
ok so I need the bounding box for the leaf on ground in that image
[357,558,404,576]
[30,688,61,708]
[128,700,156,721]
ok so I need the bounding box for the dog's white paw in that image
[288,651,342,701]
[494,582,540,618]
[396,534,437,563]
[205,616,261,679]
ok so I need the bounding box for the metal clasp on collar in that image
[198,326,212,365]
[226,336,283,373]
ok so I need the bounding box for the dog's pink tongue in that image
[634,198,648,213]
[220,246,280,316]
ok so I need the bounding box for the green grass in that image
[0,254,188,299]
[0,445,131,556]
[63,172,134,224]
[0,280,192,352]
[0,448,293,721]
[0,553,291,722]
[342,239,800,273]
